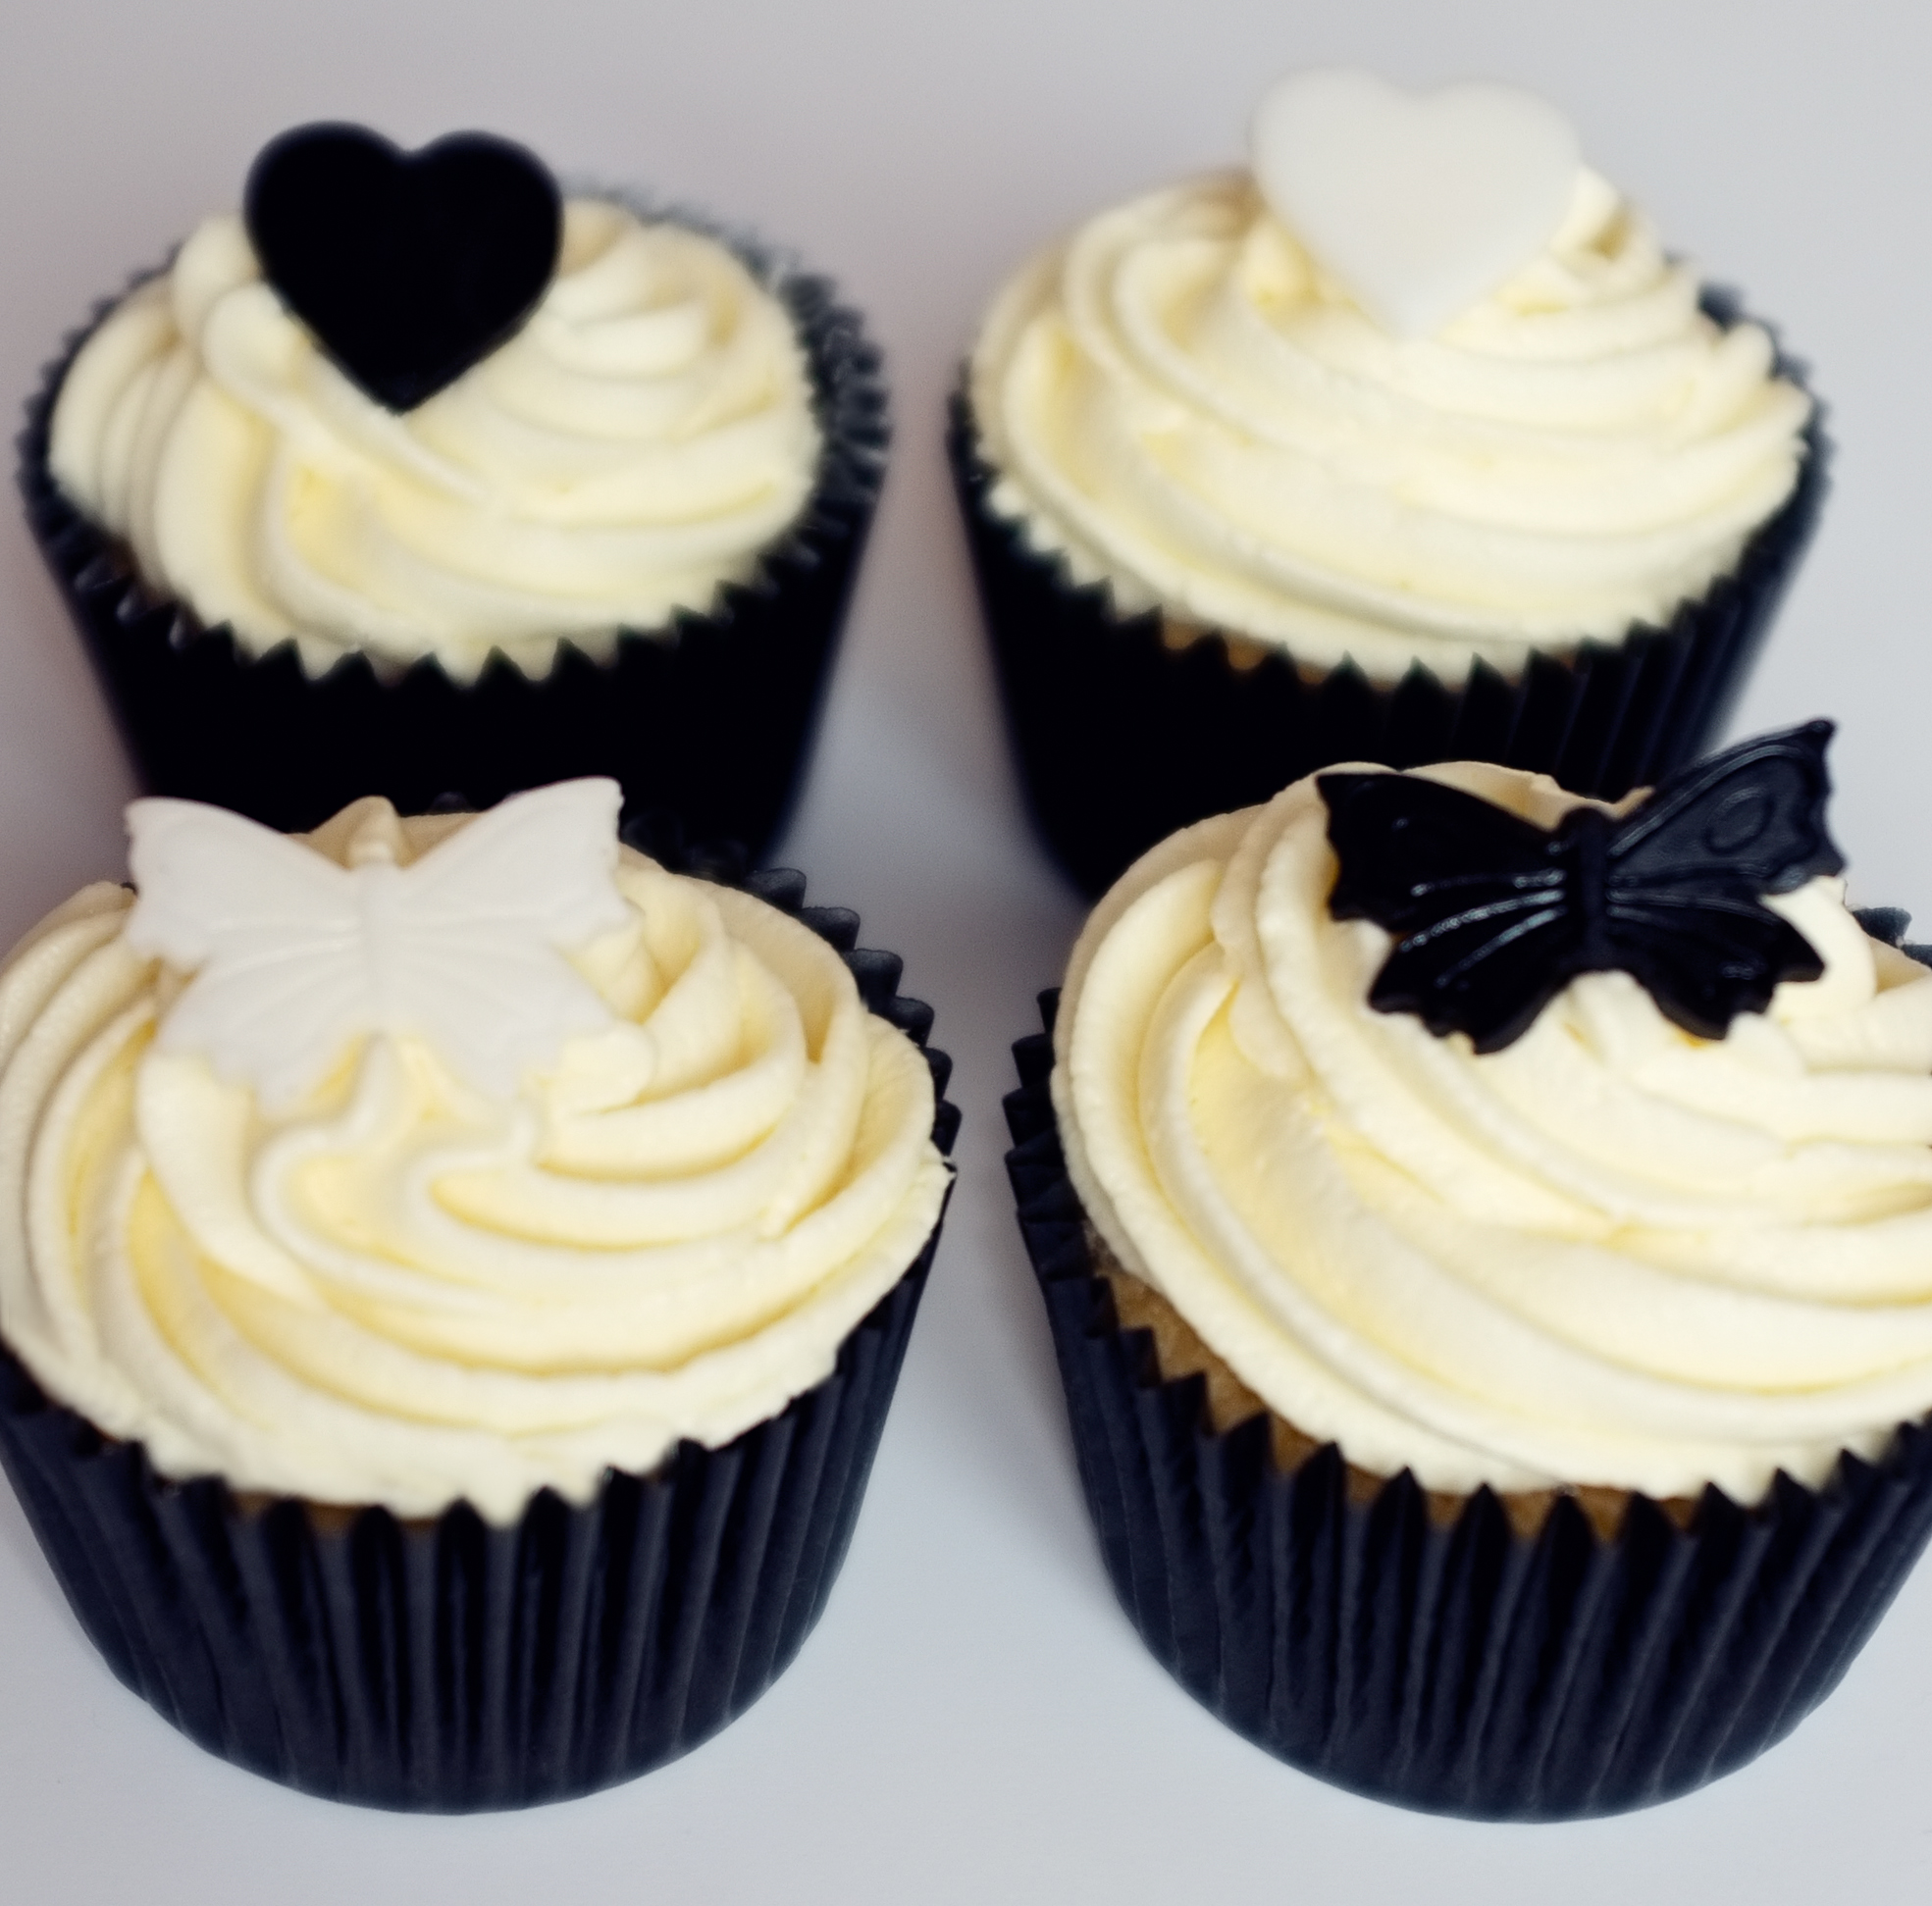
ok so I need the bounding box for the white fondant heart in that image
[1251,70,1581,339]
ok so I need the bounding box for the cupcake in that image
[957,71,1825,896]
[22,123,887,851]
[0,778,956,1809]
[1005,724,1932,1818]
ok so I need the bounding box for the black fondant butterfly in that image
[1317,723,1845,1053]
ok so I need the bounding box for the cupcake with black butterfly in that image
[1006,724,1932,1818]
[22,123,887,850]
[958,70,1825,897]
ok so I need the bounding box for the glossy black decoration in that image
[1320,722,1845,1053]
[244,124,561,411]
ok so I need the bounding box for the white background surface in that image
[3,2,1931,1899]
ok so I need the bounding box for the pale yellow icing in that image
[1053,764,1932,1503]
[48,201,822,683]
[971,169,1811,682]
[0,809,949,1523]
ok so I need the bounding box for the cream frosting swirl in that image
[1054,764,1932,1503]
[972,169,1811,681]
[48,200,822,682]
[0,806,949,1522]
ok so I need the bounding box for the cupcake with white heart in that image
[23,124,888,851]
[0,779,956,1808]
[956,70,1825,896]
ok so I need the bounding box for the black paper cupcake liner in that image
[18,210,888,855]
[1003,985,1932,1820]
[953,304,1829,898]
[0,861,958,1811]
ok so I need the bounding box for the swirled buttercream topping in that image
[1053,764,1932,1503]
[971,169,1811,680]
[0,804,948,1522]
[48,200,822,681]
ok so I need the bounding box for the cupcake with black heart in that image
[0,777,956,1808]
[957,70,1826,896]
[23,123,887,850]
[1006,724,1932,1817]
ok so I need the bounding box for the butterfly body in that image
[1320,723,1845,1053]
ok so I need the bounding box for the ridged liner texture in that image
[1002,964,1932,1820]
[0,850,960,1812]
[17,203,889,857]
[952,293,1829,898]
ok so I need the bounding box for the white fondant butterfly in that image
[124,780,632,1110]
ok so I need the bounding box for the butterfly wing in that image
[398,780,629,947]
[1319,771,1585,1051]
[1604,723,1845,1038]
[1610,721,1842,898]
[383,780,631,1093]
[125,799,371,1105]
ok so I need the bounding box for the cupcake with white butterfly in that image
[0,780,955,1809]
[24,122,886,850]
[955,69,1826,895]
[1006,723,1932,1817]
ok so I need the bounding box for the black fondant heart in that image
[244,123,561,412]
